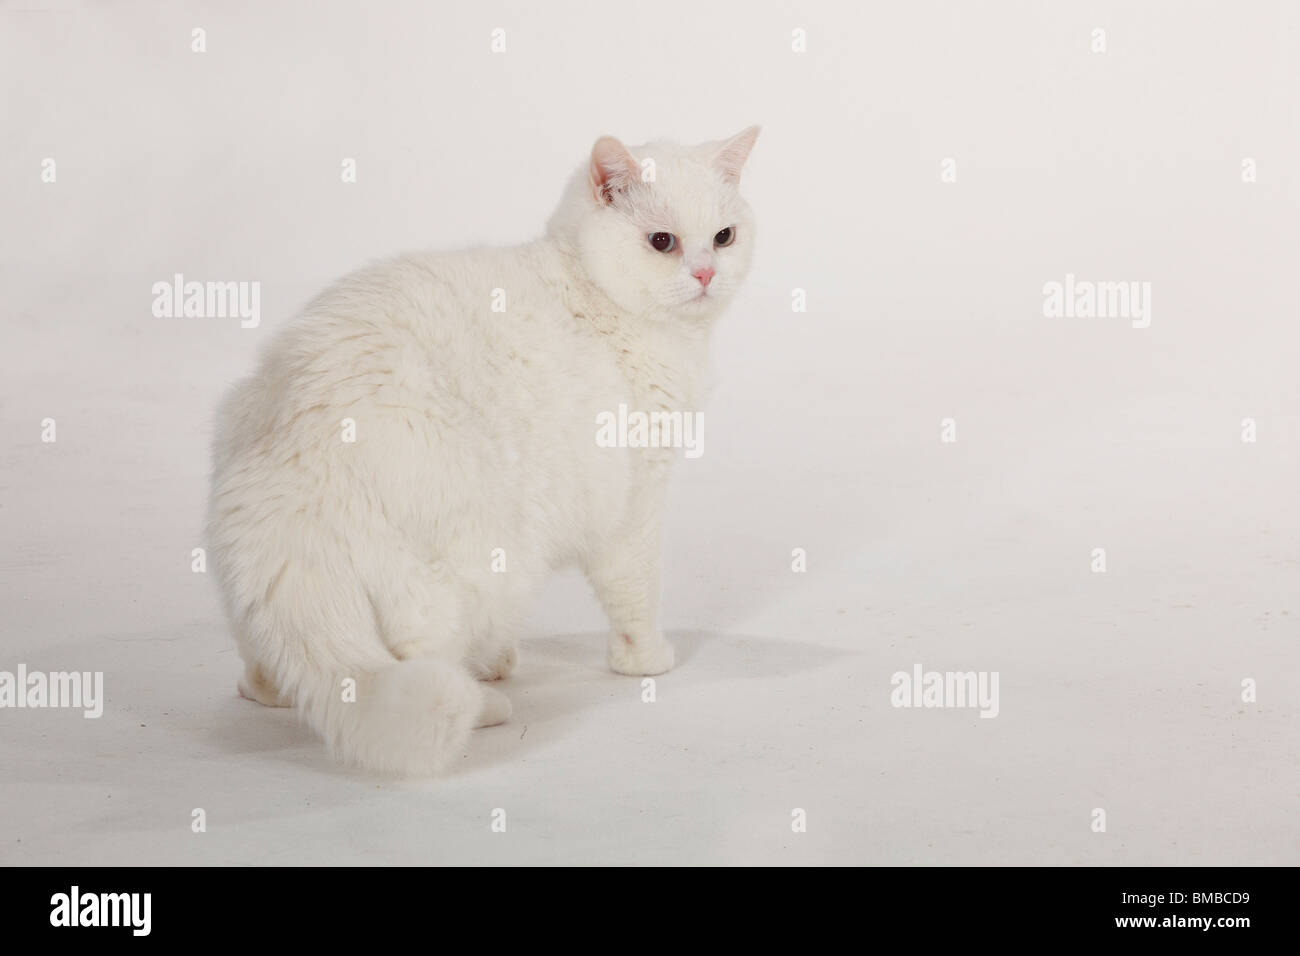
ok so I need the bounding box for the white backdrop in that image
[2,1,1297,864]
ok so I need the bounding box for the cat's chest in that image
[595,325,703,415]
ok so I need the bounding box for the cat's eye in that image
[648,232,677,253]
[714,227,735,248]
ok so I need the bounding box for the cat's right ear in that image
[588,136,640,205]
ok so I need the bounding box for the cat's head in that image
[550,127,760,319]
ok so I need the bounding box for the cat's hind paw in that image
[475,644,518,682]
[237,663,292,707]
[475,686,512,728]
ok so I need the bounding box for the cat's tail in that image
[292,656,502,776]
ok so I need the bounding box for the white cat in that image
[207,127,760,775]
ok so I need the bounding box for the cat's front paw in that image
[607,632,675,676]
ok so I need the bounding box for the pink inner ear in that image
[714,125,761,184]
[589,137,639,204]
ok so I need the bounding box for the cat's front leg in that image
[608,622,675,676]
[586,505,675,676]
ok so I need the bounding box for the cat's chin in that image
[666,292,728,319]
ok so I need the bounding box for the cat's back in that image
[212,243,601,471]
[282,244,583,382]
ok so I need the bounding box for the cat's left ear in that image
[589,136,641,205]
[712,125,761,184]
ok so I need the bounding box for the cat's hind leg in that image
[390,638,513,728]
[474,643,518,681]
[365,554,512,726]
[238,661,292,707]
[475,684,512,727]
[367,549,471,664]
[461,579,534,681]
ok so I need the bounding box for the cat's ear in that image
[589,136,640,205]
[712,125,761,184]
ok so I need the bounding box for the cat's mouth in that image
[665,285,720,310]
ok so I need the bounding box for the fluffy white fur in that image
[207,128,759,775]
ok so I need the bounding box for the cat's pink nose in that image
[692,267,715,288]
